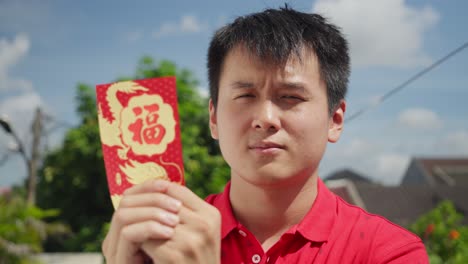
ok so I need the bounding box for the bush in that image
[0,192,69,263]
[409,200,468,263]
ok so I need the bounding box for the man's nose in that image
[251,100,281,132]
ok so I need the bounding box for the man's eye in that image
[281,95,304,101]
[235,94,255,99]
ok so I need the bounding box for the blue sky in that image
[1,0,467,187]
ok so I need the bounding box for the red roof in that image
[0,186,11,196]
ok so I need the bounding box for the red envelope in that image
[96,77,184,209]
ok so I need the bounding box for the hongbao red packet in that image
[96,77,184,209]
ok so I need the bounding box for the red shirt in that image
[206,178,428,264]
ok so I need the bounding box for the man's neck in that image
[229,173,318,251]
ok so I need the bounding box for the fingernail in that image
[153,179,169,190]
[170,199,182,211]
[161,226,174,237]
[164,213,179,226]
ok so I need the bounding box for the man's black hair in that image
[207,5,350,114]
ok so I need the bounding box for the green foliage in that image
[132,56,229,197]
[409,200,468,263]
[37,83,117,251]
[36,56,229,252]
[0,193,69,263]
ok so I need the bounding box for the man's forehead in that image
[223,44,321,81]
[227,43,318,70]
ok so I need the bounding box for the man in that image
[102,6,429,263]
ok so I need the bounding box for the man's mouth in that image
[248,141,285,153]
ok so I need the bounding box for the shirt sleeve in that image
[366,217,429,264]
[375,240,429,264]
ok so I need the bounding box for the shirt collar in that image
[293,177,337,242]
[211,178,337,242]
[210,181,238,239]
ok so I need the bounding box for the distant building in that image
[402,157,468,186]
[326,179,367,209]
[327,160,468,227]
[353,183,468,226]
[0,186,11,197]
[328,180,468,226]
[324,168,373,183]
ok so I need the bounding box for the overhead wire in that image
[346,41,468,123]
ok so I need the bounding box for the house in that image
[327,180,468,226]
[324,168,373,183]
[326,159,468,226]
[0,186,11,197]
[326,178,367,209]
[402,157,468,186]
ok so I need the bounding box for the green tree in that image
[36,57,230,252]
[37,84,111,252]
[0,190,69,263]
[409,200,468,263]
[131,57,229,197]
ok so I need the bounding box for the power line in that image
[346,41,468,123]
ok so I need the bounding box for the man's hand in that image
[141,182,221,264]
[102,180,183,264]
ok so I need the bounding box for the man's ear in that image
[209,99,219,140]
[328,100,346,143]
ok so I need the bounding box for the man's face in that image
[209,46,345,186]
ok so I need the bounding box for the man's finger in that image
[142,239,181,263]
[121,220,175,242]
[116,207,180,227]
[115,232,145,264]
[119,192,182,213]
[123,179,171,196]
[165,183,207,212]
[105,203,179,257]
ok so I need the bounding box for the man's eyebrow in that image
[229,81,309,93]
[280,82,308,93]
[230,81,255,89]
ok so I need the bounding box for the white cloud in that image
[397,108,442,129]
[0,31,60,187]
[324,138,410,185]
[338,138,378,158]
[0,92,44,139]
[435,130,468,155]
[0,34,32,92]
[323,126,468,185]
[180,16,202,32]
[313,0,439,68]
[216,15,228,28]
[375,153,410,183]
[0,0,50,32]
[0,34,47,141]
[0,91,42,113]
[0,90,65,187]
[197,86,209,98]
[153,15,205,39]
[0,34,53,140]
[123,30,143,43]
